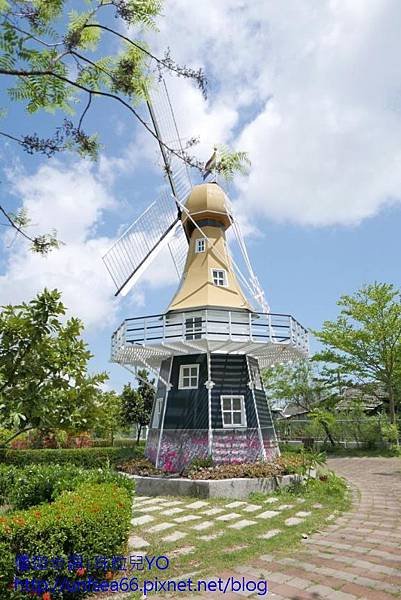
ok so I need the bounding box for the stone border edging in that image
[122,471,315,499]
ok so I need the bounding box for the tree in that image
[263,360,329,412]
[0,2,250,253]
[94,390,123,446]
[313,282,401,424]
[0,288,108,445]
[121,369,155,442]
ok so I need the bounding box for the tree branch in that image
[0,67,202,171]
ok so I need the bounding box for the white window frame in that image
[178,364,200,390]
[211,268,227,287]
[185,316,202,340]
[195,238,207,253]
[220,395,247,428]
[251,364,263,390]
[152,397,164,427]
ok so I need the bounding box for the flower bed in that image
[118,452,310,480]
[0,482,132,599]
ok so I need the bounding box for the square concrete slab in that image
[296,511,312,517]
[258,511,280,519]
[285,517,304,526]
[174,515,202,523]
[258,529,281,540]
[136,505,163,513]
[199,532,224,541]
[128,535,149,549]
[192,520,215,531]
[216,512,241,521]
[277,504,295,510]
[186,501,210,509]
[242,504,262,513]
[161,507,185,516]
[225,501,247,508]
[228,519,257,530]
[148,522,175,533]
[264,497,279,504]
[162,531,187,543]
[131,515,154,526]
[202,508,225,516]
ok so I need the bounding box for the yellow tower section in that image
[168,183,252,312]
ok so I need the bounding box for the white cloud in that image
[149,0,401,226]
[0,159,181,327]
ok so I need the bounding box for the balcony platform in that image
[111,309,309,370]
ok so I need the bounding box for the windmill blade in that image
[103,191,179,297]
[167,223,188,279]
[147,77,193,204]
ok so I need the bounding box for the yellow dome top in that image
[181,183,231,234]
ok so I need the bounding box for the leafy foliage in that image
[121,369,155,441]
[313,282,401,424]
[0,483,132,599]
[0,445,142,467]
[0,463,133,509]
[215,144,251,181]
[0,289,109,445]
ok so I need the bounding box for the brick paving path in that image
[193,457,401,599]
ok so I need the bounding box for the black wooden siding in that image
[163,354,208,430]
[210,354,257,429]
[247,356,273,429]
[150,357,171,428]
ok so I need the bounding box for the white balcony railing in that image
[112,309,309,361]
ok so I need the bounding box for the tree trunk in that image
[136,424,142,443]
[1,427,33,448]
[388,385,396,425]
[322,422,336,447]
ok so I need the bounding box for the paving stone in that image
[225,501,247,508]
[157,500,183,507]
[130,515,154,526]
[161,507,185,516]
[201,507,225,516]
[127,535,149,549]
[257,510,280,519]
[296,498,306,504]
[170,546,195,556]
[186,500,209,509]
[136,505,164,513]
[216,512,241,521]
[174,514,201,523]
[258,529,281,540]
[313,503,323,509]
[277,504,295,510]
[199,532,224,541]
[192,520,215,531]
[295,511,312,518]
[264,497,279,503]
[148,522,175,533]
[162,531,187,543]
[242,503,262,512]
[228,519,257,530]
[285,517,305,526]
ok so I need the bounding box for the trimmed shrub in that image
[0,464,134,510]
[118,458,161,477]
[0,446,143,468]
[0,483,132,599]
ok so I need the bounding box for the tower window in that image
[152,397,164,427]
[212,269,227,287]
[221,395,246,427]
[185,316,202,340]
[195,238,206,253]
[179,364,199,389]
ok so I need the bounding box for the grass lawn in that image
[97,472,351,599]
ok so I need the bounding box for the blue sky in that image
[1,1,401,390]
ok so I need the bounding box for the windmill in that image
[103,76,309,472]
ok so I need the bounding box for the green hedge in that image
[0,483,132,599]
[0,464,134,510]
[0,446,143,467]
